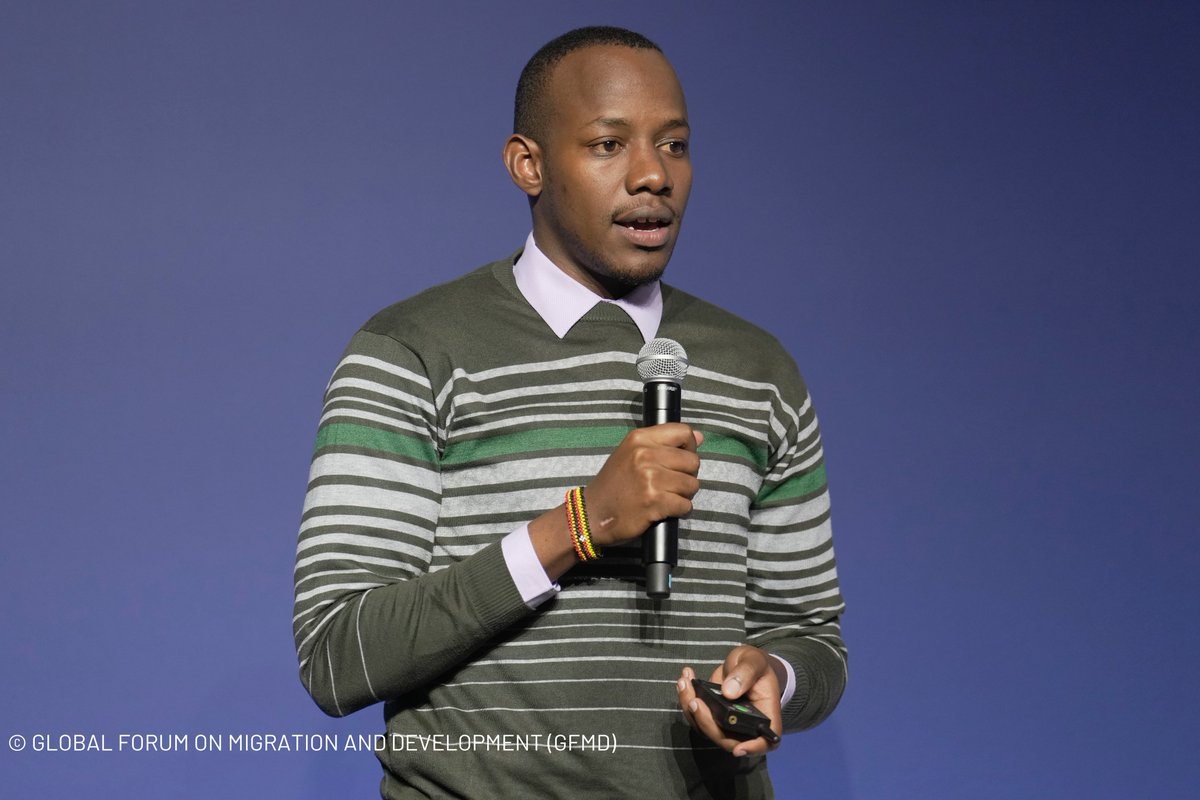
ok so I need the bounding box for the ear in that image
[503,133,544,198]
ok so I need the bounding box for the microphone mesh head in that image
[637,338,689,384]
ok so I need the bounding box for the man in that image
[294,26,846,799]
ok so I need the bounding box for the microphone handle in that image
[643,380,681,598]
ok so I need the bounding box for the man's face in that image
[531,45,692,298]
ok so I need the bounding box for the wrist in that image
[528,503,579,581]
[565,486,601,562]
[767,654,787,692]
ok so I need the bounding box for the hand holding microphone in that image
[636,338,689,598]
[574,339,695,597]
[527,339,699,593]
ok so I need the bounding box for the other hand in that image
[677,645,783,758]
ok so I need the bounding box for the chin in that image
[613,250,674,286]
[609,262,668,289]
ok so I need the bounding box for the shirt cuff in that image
[769,653,797,707]
[501,523,560,609]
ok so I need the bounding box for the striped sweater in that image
[293,253,846,799]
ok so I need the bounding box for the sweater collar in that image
[512,232,662,342]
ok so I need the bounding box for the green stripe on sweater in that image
[755,463,827,504]
[697,431,767,471]
[442,425,631,465]
[315,422,438,463]
[441,427,770,470]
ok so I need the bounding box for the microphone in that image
[636,337,689,599]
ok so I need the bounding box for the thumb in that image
[719,647,761,698]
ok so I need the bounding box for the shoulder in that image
[327,252,524,385]
[332,250,542,395]
[360,253,522,347]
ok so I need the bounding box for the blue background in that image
[2,1,1197,797]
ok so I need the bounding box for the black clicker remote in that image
[691,679,781,744]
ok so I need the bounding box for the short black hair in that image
[514,26,662,143]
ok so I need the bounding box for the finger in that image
[652,446,701,476]
[627,440,699,480]
[685,685,742,752]
[642,467,701,503]
[636,423,699,449]
[731,735,775,758]
[692,667,778,756]
[680,667,726,741]
[722,651,783,753]
[677,666,697,726]
[608,428,700,483]
[719,646,768,698]
[627,460,701,514]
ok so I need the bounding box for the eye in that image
[663,139,689,156]
[590,139,622,155]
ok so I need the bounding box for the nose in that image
[626,142,672,196]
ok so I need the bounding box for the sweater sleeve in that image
[743,384,848,732]
[292,330,533,717]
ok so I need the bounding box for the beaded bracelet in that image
[564,488,587,562]
[565,486,600,561]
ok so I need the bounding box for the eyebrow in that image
[588,116,691,131]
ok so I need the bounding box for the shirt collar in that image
[512,232,662,342]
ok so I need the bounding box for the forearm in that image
[746,381,848,731]
[760,634,847,731]
[747,525,848,732]
[295,541,531,717]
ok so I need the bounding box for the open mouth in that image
[616,217,673,248]
[622,217,670,232]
